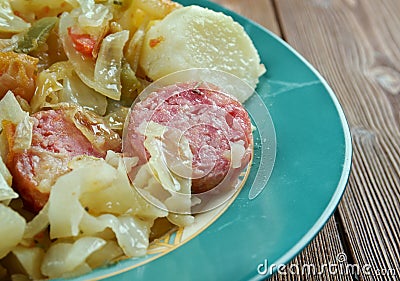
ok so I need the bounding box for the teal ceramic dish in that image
[66,0,352,280]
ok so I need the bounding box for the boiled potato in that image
[140,5,265,91]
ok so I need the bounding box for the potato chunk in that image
[139,5,265,92]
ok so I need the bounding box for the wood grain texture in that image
[211,1,351,280]
[210,0,281,36]
[269,218,353,281]
[275,0,400,280]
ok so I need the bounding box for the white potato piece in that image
[140,5,265,93]
[0,204,26,259]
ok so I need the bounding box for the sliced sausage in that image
[124,82,253,194]
[7,107,121,212]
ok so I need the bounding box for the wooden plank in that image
[210,1,351,280]
[210,0,281,36]
[275,0,400,280]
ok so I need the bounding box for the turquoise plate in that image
[67,0,352,280]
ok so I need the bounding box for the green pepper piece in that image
[15,17,58,54]
[120,62,142,107]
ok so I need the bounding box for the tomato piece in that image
[67,27,97,58]
[149,36,164,48]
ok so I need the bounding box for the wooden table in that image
[212,1,400,280]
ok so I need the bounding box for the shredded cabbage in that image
[103,100,130,132]
[80,213,150,257]
[0,91,29,125]
[13,116,33,151]
[30,68,63,113]
[0,35,18,52]
[133,121,195,225]
[146,138,182,192]
[94,30,129,100]
[0,0,30,33]
[40,237,106,279]
[31,62,108,115]
[0,156,18,204]
[133,0,182,19]
[23,203,49,239]
[68,107,122,152]
[0,1,255,279]
[62,71,108,115]
[41,154,168,263]
[0,91,31,157]
[77,2,112,29]
[59,6,127,100]
[86,240,123,269]
[12,247,44,280]
[230,141,246,169]
[0,156,11,186]
[48,161,116,238]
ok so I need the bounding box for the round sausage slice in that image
[7,107,121,212]
[124,82,253,194]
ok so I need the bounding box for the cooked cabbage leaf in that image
[59,6,127,100]
[41,237,106,279]
[31,62,108,115]
[0,91,29,126]
[0,156,17,204]
[134,121,195,225]
[94,30,129,99]
[0,0,30,33]
[0,204,26,259]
